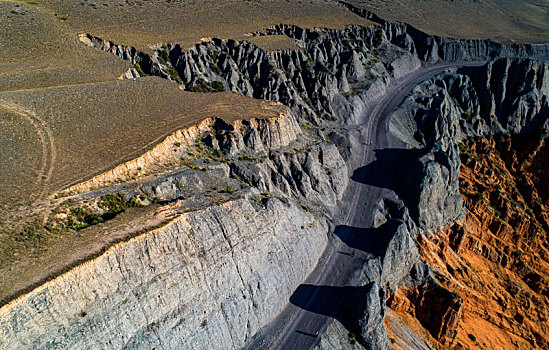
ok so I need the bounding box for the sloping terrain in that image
[0,78,286,206]
[32,0,372,50]
[344,0,549,43]
[385,58,549,349]
[0,1,128,91]
[414,136,549,349]
[1,1,549,350]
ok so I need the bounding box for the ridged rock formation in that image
[413,136,549,348]
[388,58,549,234]
[386,58,549,347]
[3,6,549,350]
[64,106,301,194]
[0,192,328,349]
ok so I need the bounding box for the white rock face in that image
[64,108,300,195]
[0,193,328,349]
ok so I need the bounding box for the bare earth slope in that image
[1,1,549,349]
[344,0,549,43]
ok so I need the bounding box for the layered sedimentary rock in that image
[65,106,301,194]
[386,58,549,347]
[388,58,549,234]
[3,7,549,350]
[0,192,328,350]
[413,136,549,349]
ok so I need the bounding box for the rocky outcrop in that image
[15,8,548,350]
[314,320,363,350]
[387,282,462,346]
[460,59,549,135]
[356,283,391,349]
[388,58,549,234]
[0,191,328,350]
[79,33,167,79]
[339,1,549,60]
[64,107,301,195]
[386,58,549,347]
[411,135,549,349]
[230,141,348,208]
[81,11,548,133]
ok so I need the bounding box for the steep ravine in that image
[0,109,347,349]
[385,58,549,348]
[2,8,549,350]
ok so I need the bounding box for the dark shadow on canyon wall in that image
[333,219,401,258]
[352,147,423,224]
[289,283,377,338]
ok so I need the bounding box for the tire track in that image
[0,100,56,200]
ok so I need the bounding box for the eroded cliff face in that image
[64,106,302,195]
[386,58,549,348]
[80,13,549,129]
[413,136,549,349]
[0,192,328,350]
[3,7,549,350]
[0,67,350,350]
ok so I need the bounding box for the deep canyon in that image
[1,3,549,350]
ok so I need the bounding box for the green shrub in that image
[100,192,142,215]
[468,334,477,342]
[189,79,211,92]
[188,79,224,93]
[166,67,182,84]
[316,60,331,73]
[157,48,169,62]
[348,332,357,345]
[14,227,45,242]
[220,187,234,194]
[84,213,103,225]
[134,63,146,76]
[238,155,254,161]
[342,39,351,50]
[209,62,221,74]
[213,149,223,158]
[208,49,219,61]
[211,81,225,92]
[372,30,383,47]
[65,215,89,231]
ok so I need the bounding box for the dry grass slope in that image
[16,0,372,51]
[345,0,549,43]
[0,1,129,91]
[247,35,299,52]
[0,77,286,207]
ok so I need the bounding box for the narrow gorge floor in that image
[1,2,549,350]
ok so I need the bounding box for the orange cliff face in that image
[388,136,549,349]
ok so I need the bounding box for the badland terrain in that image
[1,1,549,349]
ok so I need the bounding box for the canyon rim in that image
[1,1,548,349]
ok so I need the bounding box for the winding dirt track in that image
[245,60,487,350]
[0,100,56,200]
